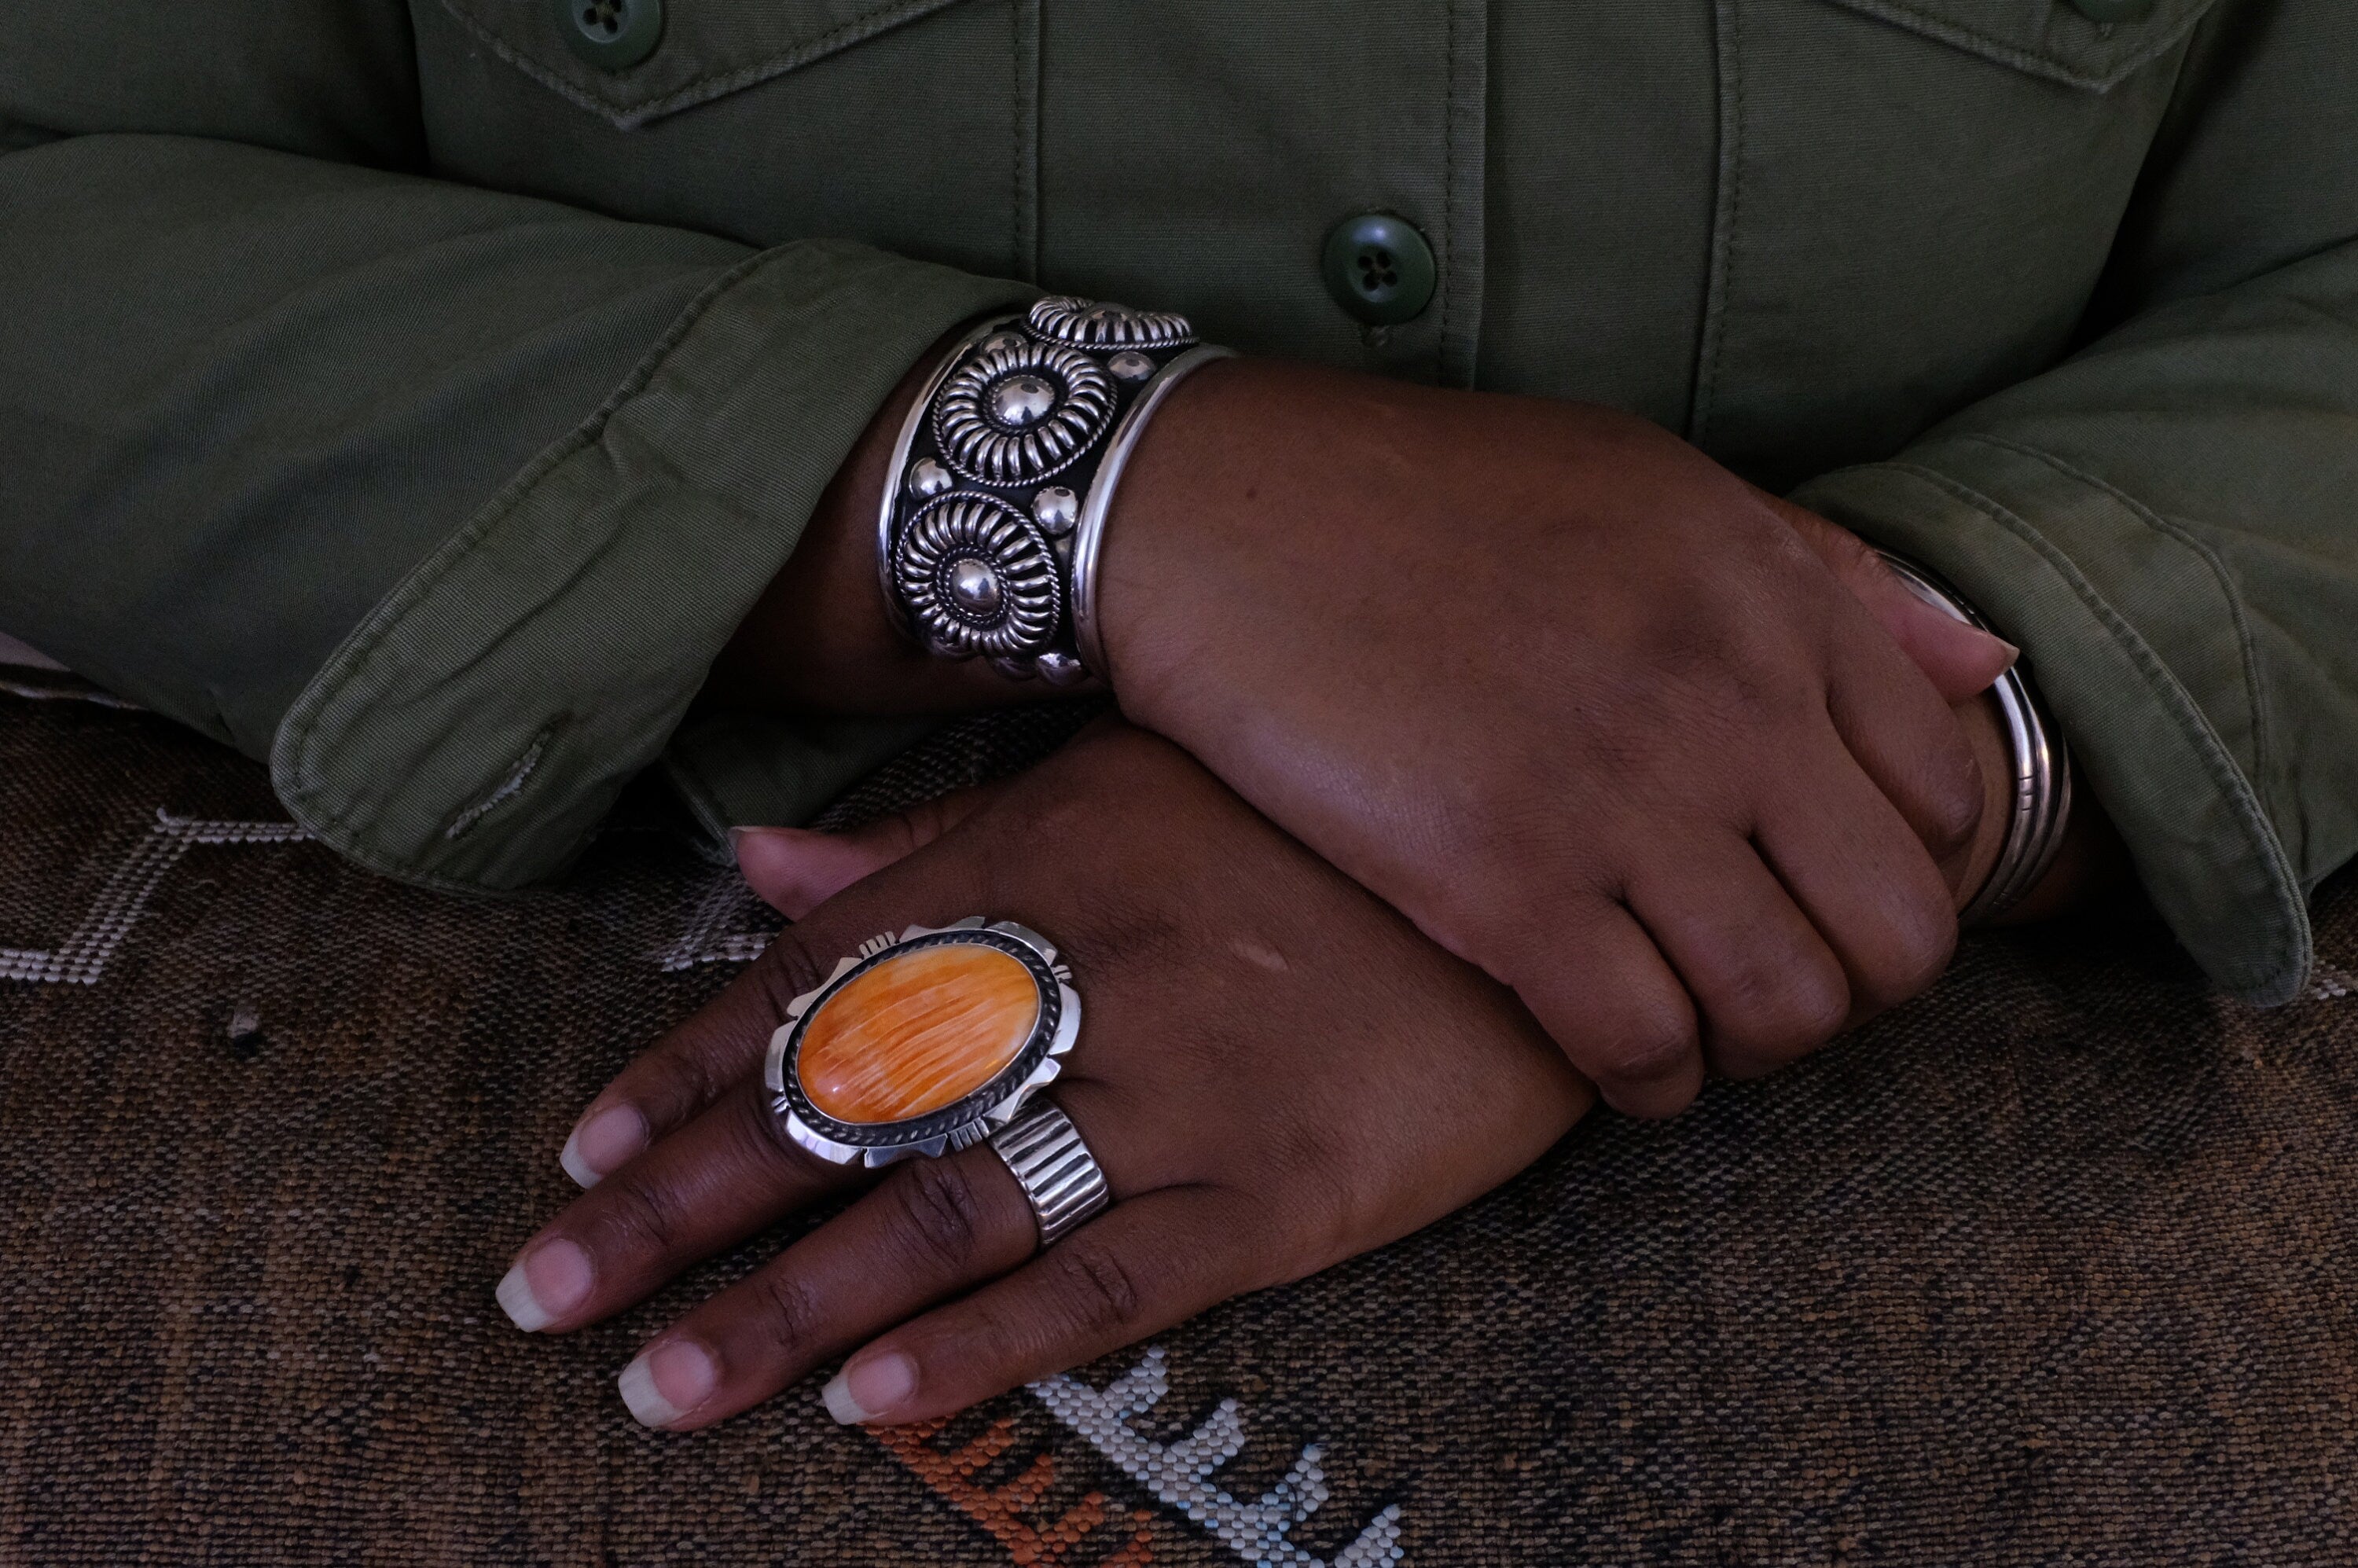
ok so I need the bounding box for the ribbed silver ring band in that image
[988,1103,1111,1247]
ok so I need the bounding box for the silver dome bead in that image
[990,374,1058,429]
[1108,351,1155,382]
[1034,650,1088,687]
[906,457,954,498]
[1032,486,1080,535]
[981,330,1029,355]
[948,557,1004,617]
[935,340,1112,484]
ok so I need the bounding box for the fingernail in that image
[494,1238,592,1332]
[560,1103,647,1188]
[732,826,864,920]
[822,1350,918,1425]
[619,1338,718,1429]
[1995,637,2022,670]
[729,824,789,860]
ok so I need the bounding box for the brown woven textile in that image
[3,681,2355,1566]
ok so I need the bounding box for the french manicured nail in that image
[494,1238,592,1332]
[619,1338,718,1429]
[823,1350,918,1425]
[733,825,866,920]
[560,1103,647,1188]
[1995,637,2022,668]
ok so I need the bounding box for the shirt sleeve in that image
[1,122,1031,891]
[1792,0,2358,1005]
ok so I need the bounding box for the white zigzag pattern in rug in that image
[1031,1348,1404,1566]
[1,811,308,985]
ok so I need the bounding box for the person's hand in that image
[1091,359,2018,1119]
[499,722,1590,1430]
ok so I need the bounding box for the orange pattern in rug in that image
[874,1416,1155,1566]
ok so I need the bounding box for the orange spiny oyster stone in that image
[799,942,1042,1125]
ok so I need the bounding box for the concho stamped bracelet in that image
[878,296,1232,684]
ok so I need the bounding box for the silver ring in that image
[763,919,1080,1170]
[989,1103,1111,1247]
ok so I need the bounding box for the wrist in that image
[702,329,1049,718]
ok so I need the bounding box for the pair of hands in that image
[505,355,2047,1429]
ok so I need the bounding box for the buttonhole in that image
[444,729,554,842]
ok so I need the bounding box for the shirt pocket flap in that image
[439,0,974,129]
[1815,0,2219,90]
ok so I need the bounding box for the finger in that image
[557,940,827,1188]
[501,1076,863,1335]
[1623,838,1853,1081]
[612,1137,1046,1430]
[1818,605,1989,866]
[818,1187,1261,1428]
[1501,898,1703,1119]
[1756,755,1959,1026]
[1758,490,2017,703]
[733,781,1003,918]
[560,814,999,1188]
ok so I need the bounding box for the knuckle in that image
[1044,1238,1145,1335]
[751,934,832,1017]
[887,1158,990,1273]
[1710,955,1852,1073]
[1254,1124,1359,1244]
[744,1266,828,1361]
[1589,1012,1701,1089]
[1921,758,1985,859]
[729,1087,825,1181]
[590,1173,687,1261]
[1866,902,1958,1010]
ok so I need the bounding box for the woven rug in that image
[3,674,2354,1566]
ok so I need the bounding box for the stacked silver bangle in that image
[878,297,1232,684]
[1877,552,2073,925]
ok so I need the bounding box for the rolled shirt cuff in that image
[1794,439,2310,1006]
[270,238,1036,893]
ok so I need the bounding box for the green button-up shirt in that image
[3,0,2352,1004]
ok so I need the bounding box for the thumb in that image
[1758,490,2018,703]
[732,781,1003,919]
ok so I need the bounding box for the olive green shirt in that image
[2,1,2352,1004]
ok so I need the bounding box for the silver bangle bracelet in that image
[1876,551,2073,926]
[877,297,1230,685]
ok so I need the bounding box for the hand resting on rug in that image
[497,722,1592,1430]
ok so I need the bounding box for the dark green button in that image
[1322,213,1438,327]
[2066,0,2156,20]
[557,0,663,70]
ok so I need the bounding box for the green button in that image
[1322,214,1438,327]
[2066,0,2156,20]
[557,0,664,70]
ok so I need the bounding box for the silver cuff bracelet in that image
[1877,551,2073,926]
[877,297,1232,684]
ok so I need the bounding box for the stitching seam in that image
[435,0,972,130]
[443,729,553,841]
[1437,0,1456,386]
[1951,432,2275,815]
[1691,0,1744,445]
[1816,0,2217,93]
